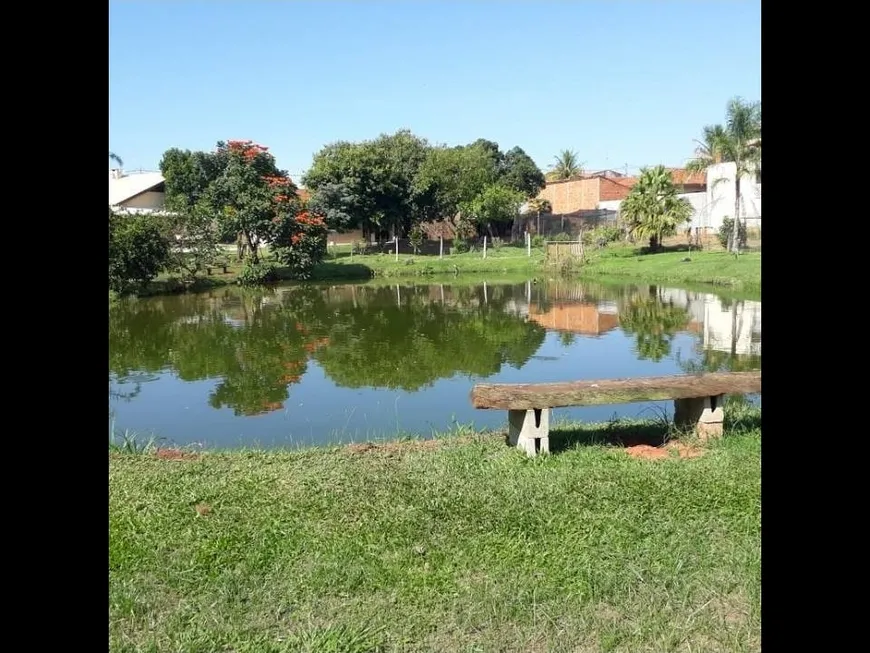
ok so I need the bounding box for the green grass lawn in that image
[138,241,760,298]
[109,405,761,652]
[312,242,759,292]
[580,246,760,292]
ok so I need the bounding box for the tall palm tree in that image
[109,152,124,168]
[686,97,761,253]
[692,125,727,165]
[620,165,693,250]
[547,150,583,181]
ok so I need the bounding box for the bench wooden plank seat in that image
[470,371,761,456]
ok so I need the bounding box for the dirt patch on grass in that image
[344,439,446,457]
[155,448,201,461]
[624,442,706,460]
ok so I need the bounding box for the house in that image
[109,169,167,213]
[597,162,761,232]
[535,168,706,217]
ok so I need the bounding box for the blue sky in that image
[109,1,760,183]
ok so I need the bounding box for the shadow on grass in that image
[309,261,375,281]
[548,409,762,453]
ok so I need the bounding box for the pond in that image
[109,279,761,449]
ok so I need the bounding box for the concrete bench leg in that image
[508,408,550,456]
[674,394,725,440]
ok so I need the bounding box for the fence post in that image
[439,235,443,259]
[526,231,531,257]
[483,235,487,259]
[395,237,399,262]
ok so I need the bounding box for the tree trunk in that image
[245,231,259,264]
[649,234,659,250]
[732,176,741,253]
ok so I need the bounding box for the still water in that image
[109,279,761,449]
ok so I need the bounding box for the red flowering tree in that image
[269,210,328,279]
[206,140,302,264]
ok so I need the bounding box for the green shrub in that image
[236,260,278,286]
[717,218,748,250]
[108,209,172,295]
[452,239,470,254]
[551,232,573,242]
[583,225,623,247]
[531,235,545,248]
[489,236,504,250]
[409,224,425,254]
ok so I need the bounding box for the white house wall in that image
[121,190,166,211]
[706,162,761,230]
[599,161,761,231]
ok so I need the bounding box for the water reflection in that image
[109,280,760,447]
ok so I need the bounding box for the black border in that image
[22,0,850,649]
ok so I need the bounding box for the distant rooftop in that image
[109,169,165,206]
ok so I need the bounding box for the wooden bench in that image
[470,371,761,456]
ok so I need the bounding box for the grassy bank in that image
[580,246,760,292]
[134,242,760,298]
[110,405,761,652]
[310,243,760,291]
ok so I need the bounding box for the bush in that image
[551,232,573,242]
[269,211,329,279]
[452,239,470,254]
[717,217,748,250]
[489,237,504,250]
[236,260,277,286]
[108,209,172,295]
[352,240,368,255]
[408,224,425,254]
[583,225,623,247]
[531,235,545,248]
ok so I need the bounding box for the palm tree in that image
[686,97,761,253]
[620,165,693,250]
[109,152,124,168]
[692,125,727,165]
[547,150,583,181]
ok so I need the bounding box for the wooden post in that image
[439,235,443,259]
[526,279,531,304]
[395,237,399,262]
[526,231,531,257]
[483,235,487,259]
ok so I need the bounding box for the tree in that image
[303,130,430,240]
[109,152,123,168]
[500,146,546,198]
[547,149,583,180]
[109,208,171,294]
[306,182,358,231]
[621,165,693,250]
[160,140,302,265]
[269,211,329,279]
[686,97,761,253]
[462,184,525,237]
[412,143,498,222]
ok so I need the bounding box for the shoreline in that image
[123,246,760,300]
[109,404,762,456]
